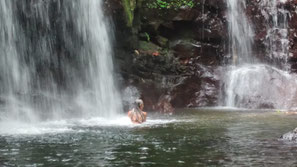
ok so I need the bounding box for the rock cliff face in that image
[246,0,296,69]
[106,0,297,112]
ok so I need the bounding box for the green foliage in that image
[144,32,150,41]
[122,0,137,27]
[146,0,195,10]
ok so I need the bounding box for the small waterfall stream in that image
[261,0,290,69]
[226,0,254,65]
[0,0,122,122]
[224,0,297,109]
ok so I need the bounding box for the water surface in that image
[1,109,297,166]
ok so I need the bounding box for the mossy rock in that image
[156,35,169,47]
[122,0,137,27]
[139,41,161,51]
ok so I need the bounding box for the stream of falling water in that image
[224,0,297,109]
[0,0,122,123]
[261,0,290,69]
[225,0,255,107]
[226,0,254,65]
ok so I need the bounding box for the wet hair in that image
[135,99,143,108]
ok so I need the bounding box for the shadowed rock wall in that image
[106,0,297,112]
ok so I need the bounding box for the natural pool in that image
[1,108,297,166]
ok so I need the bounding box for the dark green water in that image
[1,108,297,166]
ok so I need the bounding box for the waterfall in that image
[226,0,254,65]
[225,0,255,106]
[0,1,33,121]
[224,64,297,109]
[72,0,122,118]
[261,0,290,69]
[0,0,122,122]
[224,0,297,109]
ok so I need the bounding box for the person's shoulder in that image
[128,108,135,114]
[128,110,133,116]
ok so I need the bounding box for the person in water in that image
[128,99,147,124]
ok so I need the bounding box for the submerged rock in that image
[280,128,297,142]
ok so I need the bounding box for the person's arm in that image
[128,111,131,116]
[128,110,136,122]
[128,110,132,118]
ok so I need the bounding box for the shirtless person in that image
[128,99,147,124]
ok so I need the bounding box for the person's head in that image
[135,99,144,110]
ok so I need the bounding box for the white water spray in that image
[225,64,297,109]
[73,0,122,118]
[226,0,254,64]
[0,0,122,123]
[261,0,290,69]
[224,0,296,109]
[0,1,34,121]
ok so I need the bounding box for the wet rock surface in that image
[281,127,297,142]
[223,65,297,109]
[107,0,297,112]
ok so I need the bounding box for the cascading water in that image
[226,0,254,65]
[261,0,290,69]
[0,1,33,121]
[225,0,255,107]
[224,0,297,109]
[0,0,122,122]
[225,64,297,109]
[72,0,122,118]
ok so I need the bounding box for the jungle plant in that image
[146,0,195,10]
[144,32,150,41]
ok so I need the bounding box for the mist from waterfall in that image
[0,0,122,123]
[224,0,297,109]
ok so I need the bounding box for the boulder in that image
[280,128,297,142]
[157,95,175,114]
[170,64,220,108]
